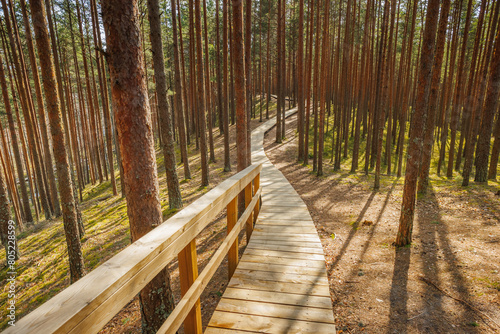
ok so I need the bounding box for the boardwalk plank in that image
[243,248,325,261]
[208,110,335,333]
[222,287,333,309]
[209,311,336,333]
[216,299,335,323]
[228,276,330,296]
[232,268,329,286]
[237,261,327,276]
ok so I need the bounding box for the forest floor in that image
[3,103,499,334]
[0,99,276,332]
[264,114,500,334]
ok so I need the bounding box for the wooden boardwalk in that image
[206,110,336,333]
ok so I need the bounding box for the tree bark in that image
[473,13,500,183]
[147,0,183,209]
[31,0,85,281]
[102,0,176,331]
[418,0,452,193]
[223,0,232,172]
[233,0,248,171]
[193,0,210,186]
[396,0,440,247]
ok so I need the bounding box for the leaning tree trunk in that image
[147,0,183,209]
[102,0,176,332]
[30,0,85,282]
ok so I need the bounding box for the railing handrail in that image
[7,163,263,334]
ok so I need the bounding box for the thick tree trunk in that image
[396,0,440,247]
[102,0,176,331]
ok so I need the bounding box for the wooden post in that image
[253,173,260,224]
[227,197,238,280]
[245,181,254,242]
[178,240,202,334]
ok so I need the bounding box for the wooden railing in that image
[7,163,262,334]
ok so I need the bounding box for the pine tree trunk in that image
[31,0,85,281]
[1,0,53,220]
[102,0,176,331]
[417,0,452,193]
[233,0,248,171]
[223,0,232,172]
[396,0,440,247]
[488,108,500,180]
[317,0,330,177]
[472,8,500,183]
[171,0,192,180]
[297,0,305,162]
[19,0,61,218]
[0,162,19,262]
[193,0,210,186]
[0,55,32,224]
[148,0,183,209]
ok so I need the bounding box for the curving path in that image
[206,110,336,333]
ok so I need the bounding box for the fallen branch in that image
[408,310,426,321]
[418,275,500,330]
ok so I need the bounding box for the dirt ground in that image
[263,114,500,334]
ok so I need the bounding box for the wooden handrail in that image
[7,163,263,334]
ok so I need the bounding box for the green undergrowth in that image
[301,110,500,192]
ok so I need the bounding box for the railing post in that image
[178,240,202,334]
[227,197,238,280]
[245,181,254,242]
[253,172,260,224]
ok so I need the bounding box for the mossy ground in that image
[0,98,277,332]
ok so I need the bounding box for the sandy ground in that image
[263,114,500,334]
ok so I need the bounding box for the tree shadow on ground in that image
[388,246,411,334]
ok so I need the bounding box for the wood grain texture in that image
[208,110,335,333]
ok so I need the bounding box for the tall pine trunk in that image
[102,0,176,331]
[396,0,440,247]
[31,0,85,281]
[147,0,183,209]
